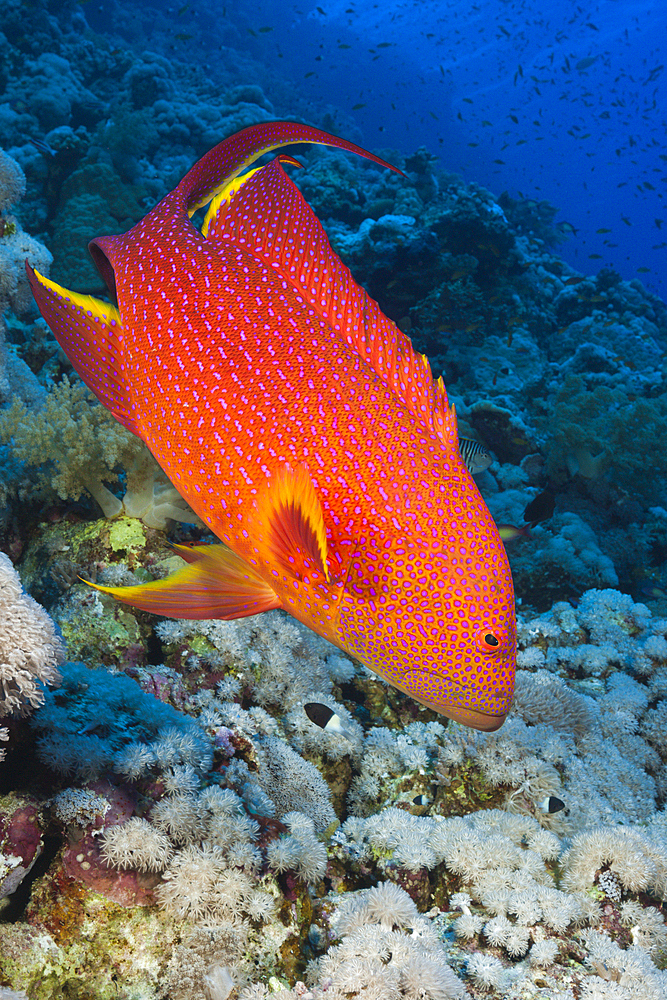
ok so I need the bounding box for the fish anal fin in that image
[253,463,331,585]
[26,264,141,438]
[84,544,281,619]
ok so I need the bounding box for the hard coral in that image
[0,148,53,406]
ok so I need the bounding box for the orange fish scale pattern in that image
[28,121,516,730]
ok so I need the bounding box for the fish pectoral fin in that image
[25,264,141,438]
[82,544,281,619]
[252,462,331,584]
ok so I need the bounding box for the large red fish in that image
[28,121,516,730]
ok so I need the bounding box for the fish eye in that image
[476,628,503,653]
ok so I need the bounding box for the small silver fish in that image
[458,436,492,474]
[29,137,56,157]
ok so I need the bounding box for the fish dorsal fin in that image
[203,158,458,451]
[25,264,141,438]
[84,544,281,619]
[251,463,331,585]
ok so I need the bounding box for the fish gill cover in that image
[0,1,666,998]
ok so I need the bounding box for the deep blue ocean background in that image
[86,0,667,301]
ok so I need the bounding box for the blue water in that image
[88,0,666,299]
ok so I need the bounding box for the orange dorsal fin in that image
[251,463,331,585]
[203,158,458,452]
[84,544,281,619]
[25,264,141,437]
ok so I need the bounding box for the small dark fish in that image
[523,488,555,526]
[640,582,667,600]
[304,702,354,740]
[412,794,429,806]
[539,795,565,814]
[29,137,56,157]
[562,275,584,286]
[576,56,597,71]
[459,437,492,475]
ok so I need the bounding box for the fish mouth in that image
[400,669,511,731]
[444,703,508,732]
[410,691,508,731]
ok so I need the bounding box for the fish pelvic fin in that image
[175,120,403,216]
[84,544,281,619]
[251,463,331,586]
[25,264,141,438]
[200,156,459,454]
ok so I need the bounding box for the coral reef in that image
[3,583,667,997]
[0,1,667,996]
[0,149,52,407]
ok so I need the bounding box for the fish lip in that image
[400,669,511,731]
[447,705,508,732]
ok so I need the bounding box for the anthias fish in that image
[28,121,516,731]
